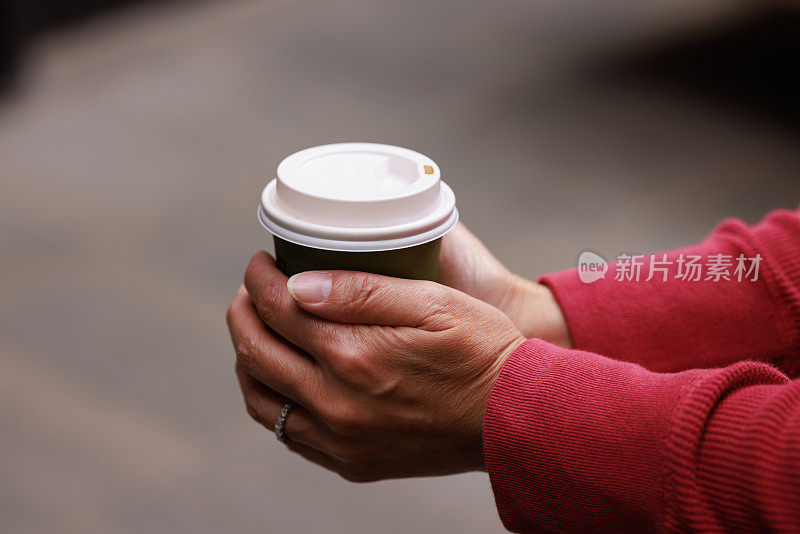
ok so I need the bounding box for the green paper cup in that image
[258,143,458,281]
[272,236,442,281]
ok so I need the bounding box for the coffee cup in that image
[258,143,458,281]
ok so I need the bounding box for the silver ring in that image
[274,401,297,443]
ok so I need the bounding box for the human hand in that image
[439,223,571,347]
[226,252,526,481]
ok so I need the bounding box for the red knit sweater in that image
[483,208,800,533]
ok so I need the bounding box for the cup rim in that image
[258,204,458,252]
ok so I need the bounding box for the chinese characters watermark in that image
[578,251,761,284]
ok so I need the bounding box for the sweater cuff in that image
[483,338,697,532]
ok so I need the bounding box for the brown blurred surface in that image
[2,1,800,532]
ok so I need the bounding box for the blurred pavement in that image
[1,1,799,532]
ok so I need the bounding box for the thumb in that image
[286,270,453,327]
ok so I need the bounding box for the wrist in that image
[500,276,572,348]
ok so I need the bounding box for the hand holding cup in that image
[437,223,571,346]
[226,252,525,481]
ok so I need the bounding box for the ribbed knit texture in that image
[484,208,800,532]
[539,208,800,376]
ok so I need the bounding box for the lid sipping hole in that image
[380,153,420,192]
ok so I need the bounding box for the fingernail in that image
[287,272,332,303]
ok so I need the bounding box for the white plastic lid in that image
[258,143,458,251]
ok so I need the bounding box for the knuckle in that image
[323,402,363,436]
[256,285,283,325]
[353,272,379,306]
[327,335,397,396]
[337,271,379,308]
[331,351,388,394]
[420,286,457,330]
[243,255,284,325]
[332,349,372,378]
[234,333,259,368]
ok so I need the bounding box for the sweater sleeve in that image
[539,208,800,376]
[483,339,800,533]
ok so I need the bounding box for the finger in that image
[437,222,474,287]
[440,222,488,264]
[244,252,346,359]
[440,222,473,260]
[438,222,503,286]
[235,363,339,450]
[227,285,321,407]
[286,269,453,327]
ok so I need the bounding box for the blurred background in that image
[2,0,799,532]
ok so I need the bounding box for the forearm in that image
[484,339,799,533]
[538,208,800,374]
